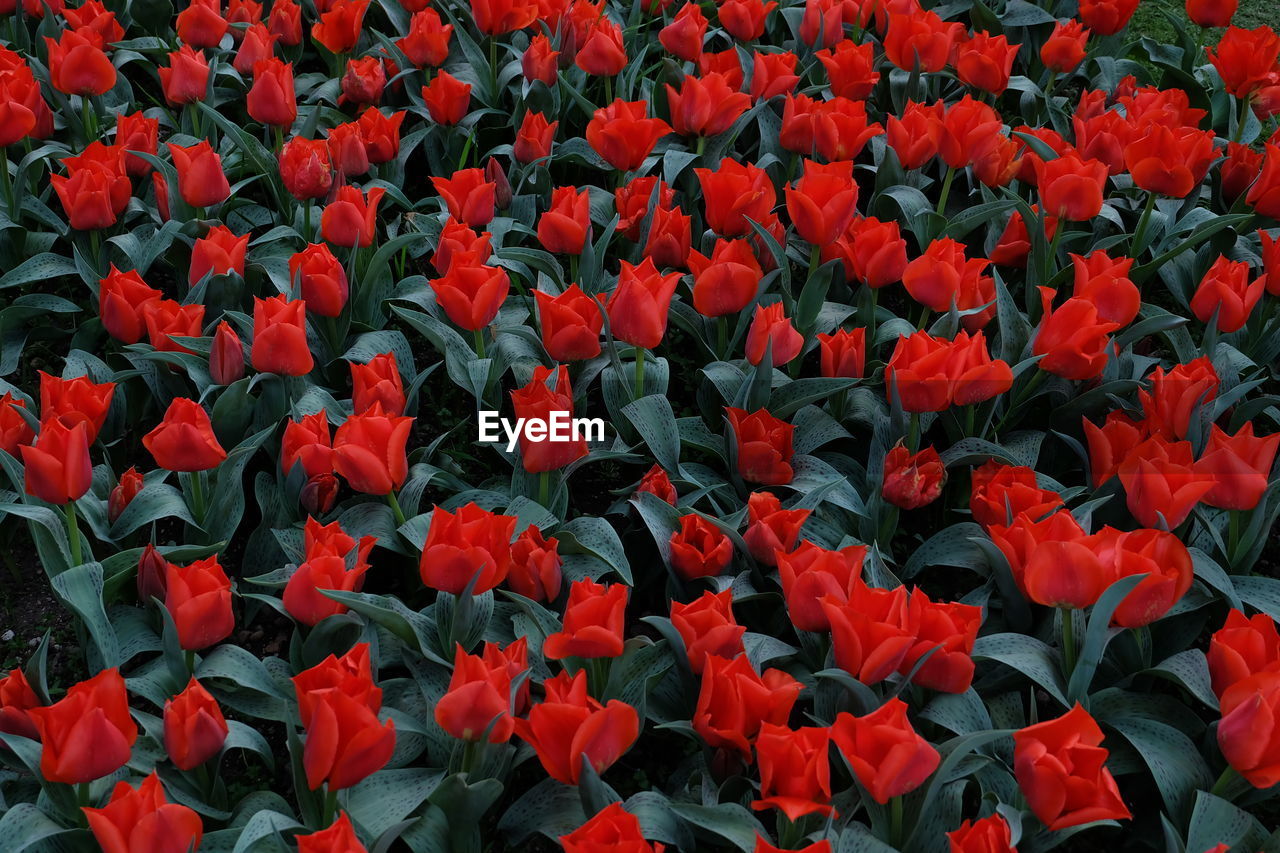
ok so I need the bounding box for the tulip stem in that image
[935,165,956,218]
[1059,607,1077,676]
[473,328,486,359]
[0,148,13,220]
[538,471,551,508]
[889,795,904,848]
[633,348,646,398]
[185,649,196,674]
[1231,95,1250,144]
[75,782,92,810]
[1210,765,1239,800]
[386,491,407,527]
[321,785,339,827]
[1131,190,1156,257]
[1227,509,1241,566]
[188,470,207,526]
[716,316,729,361]
[64,501,82,567]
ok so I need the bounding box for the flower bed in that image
[1,0,1280,850]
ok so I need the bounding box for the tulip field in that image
[4,0,1280,849]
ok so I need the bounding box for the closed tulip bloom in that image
[1191,255,1265,333]
[882,443,946,510]
[1259,231,1280,297]
[510,366,589,473]
[668,514,733,580]
[954,31,1019,94]
[970,461,1063,529]
[1124,124,1215,198]
[576,17,627,76]
[322,185,385,249]
[470,0,539,35]
[251,296,313,376]
[432,218,492,273]
[284,521,374,625]
[816,40,878,100]
[421,70,471,124]
[1071,251,1139,326]
[615,178,676,239]
[742,492,808,566]
[1035,152,1108,221]
[1014,704,1131,830]
[636,464,678,505]
[142,399,225,474]
[798,0,842,48]
[339,56,384,106]
[1219,671,1280,789]
[98,265,162,344]
[432,168,496,227]
[509,526,563,602]
[1185,0,1237,27]
[785,159,859,246]
[1091,526,1193,627]
[513,111,557,164]
[141,299,204,355]
[521,33,559,84]
[903,588,982,693]
[0,393,35,458]
[282,413,333,479]
[190,225,249,285]
[39,371,115,440]
[694,653,801,759]
[1033,289,1118,381]
[1209,610,1280,698]
[398,8,453,67]
[947,814,1016,853]
[750,51,801,102]
[159,46,210,106]
[885,100,943,169]
[544,578,628,660]
[745,303,804,367]
[436,641,524,742]
[831,698,940,804]
[538,186,592,254]
[29,669,136,783]
[1118,435,1215,530]
[291,243,348,317]
[311,0,370,54]
[671,590,745,672]
[355,108,404,165]
[292,643,382,729]
[332,404,412,494]
[1139,357,1220,440]
[168,140,231,208]
[949,331,1015,407]
[534,285,603,362]
[823,581,915,685]
[326,121,369,178]
[883,9,962,73]
[726,407,794,486]
[0,668,41,741]
[991,208,1056,269]
[752,724,833,820]
[935,96,1004,170]
[419,502,516,594]
[50,151,128,231]
[603,258,681,349]
[776,542,867,632]
[839,216,909,288]
[1077,0,1138,34]
[666,72,751,139]
[1072,110,1130,177]
[350,352,405,416]
[247,58,297,127]
[561,803,661,853]
[45,30,116,95]
[1080,410,1143,488]
[165,556,234,650]
[987,509,1087,596]
[163,677,228,770]
[720,0,775,40]
[1197,423,1280,511]
[114,111,159,177]
[105,466,143,524]
[431,260,510,331]
[175,0,227,46]
[233,23,278,74]
[21,420,92,505]
[586,100,671,172]
[297,813,367,853]
[84,772,203,853]
[303,688,395,790]
[205,321,244,385]
[659,3,707,61]
[687,238,762,318]
[513,669,639,784]
[1020,537,1110,610]
[902,237,996,331]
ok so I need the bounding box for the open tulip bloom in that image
[3,0,1280,850]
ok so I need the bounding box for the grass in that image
[1128,0,1271,46]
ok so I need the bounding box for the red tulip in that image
[470,0,539,35]
[284,517,375,625]
[666,72,751,139]
[1219,671,1280,789]
[885,100,943,169]
[296,813,367,853]
[883,9,963,73]
[671,589,745,672]
[1191,255,1265,333]
[332,404,412,495]
[659,3,707,61]
[1209,610,1280,698]
[785,159,859,246]
[432,168,496,227]
[45,30,115,95]
[831,697,940,803]
[311,0,370,54]
[233,23,278,75]
[602,258,681,349]
[538,186,592,254]
[84,772,203,853]
[726,407,794,486]
[575,16,627,76]
[436,641,525,742]
[29,669,137,783]
[521,33,559,84]
[882,443,946,509]
[350,352,405,416]
[431,260,510,331]
[420,501,516,594]
[1209,28,1280,100]
[823,581,915,685]
[1118,435,1215,529]
[513,111,557,164]
[694,653,801,759]
[751,724,833,820]
[163,677,229,770]
[687,238,762,318]
[635,464,678,505]
[745,303,803,367]
[534,284,603,361]
[970,461,1063,529]
[1093,526,1193,628]
[947,814,1016,853]
[398,8,453,67]
[21,420,92,505]
[1197,423,1280,511]
[1013,704,1131,830]
[750,51,800,101]
[742,491,808,566]
[189,225,249,285]
[282,412,334,479]
[1077,0,1139,35]
[902,237,996,331]
[176,0,228,46]
[115,111,159,177]
[1070,250,1139,326]
[165,556,234,650]
[669,514,733,580]
[543,578,628,660]
[509,526,563,602]
[561,803,662,853]
[321,185,385,249]
[302,687,395,790]
[816,40,878,100]
[248,58,297,127]
[293,643,382,729]
[776,542,867,632]
[107,466,143,524]
[0,393,35,458]
[586,100,671,172]
[1033,288,1118,381]
[159,46,210,106]
[39,371,115,441]
[251,296,313,376]
[0,668,41,741]
[421,70,471,125]
[1035,152,1108,221]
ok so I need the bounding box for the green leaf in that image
[1106,715,1212,820]
[973,633,1068,707]
[107,483,197,540]
[347,768,443,840]
[556,516,632,585]
[621,395,681,473]
[1066,573,1148,703]
[0,253,78,290]
[667,802,766,853]
[50,561,118,670]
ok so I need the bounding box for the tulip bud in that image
[301,472,339,515]
[107,466,144,524]
[209,321,245,385]
[137,543,168,604]
[485,157,512,210]
[882,443,946,510]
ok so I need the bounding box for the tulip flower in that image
[543,578,628,660]
[776,542,867,632]
[290,243,348,317]
[430,260,510,334]
[512,670,639,784]
[535,285,603,362]
[659,3,707,62]
[45,30,116,96]
[398,9,453,67]
[435,641,526,742]
[1077,0,1139,35]
[1209,610,1280,698]
[670,589,745,673]
[586,100,672,172]
[21,420,93,506]
[823,581,915,685]
[190,225,249,286]
[694,653,801,759]
[163,677,229,770]
[247,58,298,128]
[176,0,228,46]
[321,185,385,249]
[752,724,833,820]
[165,556,234,650]
[561,803,661,852]
[84,772,203,853]
[603,258,681,351]
[419,502,516,594]
[0,393,35,458]
[947,814,1016,853]
[1197,423,1280,511]
[432,168,496,227]
[742,492,808,566]
[302,688,396,790]
[209,321,246,385]
[107,466,143,524]
[297,813,367,853]
[882,443,946,509]
[421,70,471,125]
[831,698,940,803]
[283,518,375,625]
[726,407,794,486]
[38,371,115,441]
[29,669,137,784]
[1118,435,1215,529]
[745,303,803,367]
[293,644,382,728]
[311,0,370,54]
[883,9,963,72]
[668,514,733,580]
[508,526,563,602]
[636,465,678,505]
[332,404,412,495]
[666,72,751,139]
[1191,255,1265,333]
[1013,704,1132,830]
[251,295,313,376]
[750,51,801,101]
[687,238,762,318]
[0,668,41,741]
